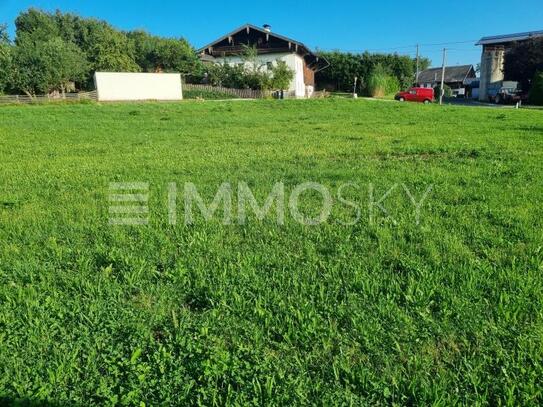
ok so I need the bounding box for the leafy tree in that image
[0,23,9,43]
[15,8,60,42]
[128,30,203,78]
[12,36,88,96]
[15,9,140,89]
[504,38,543,92]
[13,9,204,89]
[315,51,430,94]
[270,61,294,91]
[528,71,543,106]
[204,58,293,91]
[314,51,360,92]
[0,24,13,93]
[83,24,139,73]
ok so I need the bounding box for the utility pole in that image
[439,48,447,105]
[415,44,420,86]
[353,76,358,98]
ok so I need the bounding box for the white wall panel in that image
[94,72,183,102]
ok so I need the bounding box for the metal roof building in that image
[476,30,543,46]
[476,29,543,101]
[417,65,476,86]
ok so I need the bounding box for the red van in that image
[395,87,434,104]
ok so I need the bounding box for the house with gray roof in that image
[198,24,329,98]
[416,65,476,97]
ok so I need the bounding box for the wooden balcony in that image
[210,46,292,57]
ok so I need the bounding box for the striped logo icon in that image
[108,182,149,225]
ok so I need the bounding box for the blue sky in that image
[1,0,542,67]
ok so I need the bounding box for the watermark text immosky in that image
[109,182,433,226]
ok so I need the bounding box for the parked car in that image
[493,87,527,105]
[487,81,528,104]
[395,87,434,104]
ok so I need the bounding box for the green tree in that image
[315,51,429,93]
[504,38,543,92]
[270,61,294,91]
[11,8,205,90]
[128,31,203,78]
[204,58,293,91]
[15,8,60,42]
[528,71,543,105]
[0,24,13,94]
[12,36,88,96]
[85,24,139,73]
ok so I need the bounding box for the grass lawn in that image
[0,99,542,405]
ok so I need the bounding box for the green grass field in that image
[1,99,542,405]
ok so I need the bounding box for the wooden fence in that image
[0,91,97,105]
[0,87,328,104]
[184,84,273,99]
[185,85,329,100]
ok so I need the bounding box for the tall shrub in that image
[366,64,400,97]
[433,84,452,100]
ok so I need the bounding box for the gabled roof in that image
[476,30,543,46]
[198,24,329,72]
[198,23,311,54]
[417,65,475,84]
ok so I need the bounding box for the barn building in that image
[198,24,329,98]
[416,65,476,97]
[477,30,543,101]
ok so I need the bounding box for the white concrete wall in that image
[292,54,305,98]
[213,52,306,98]
[94,72,183,102]
[479,48,505,101]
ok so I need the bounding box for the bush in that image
[204,52,293,91]
[528,71,543,106]
[366,64,400,97]
[433,84,452,100]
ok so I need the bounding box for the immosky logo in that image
[108,181,433,226]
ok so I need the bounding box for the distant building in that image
[198,24,329,98]
[416,65,476,97]
[476,30,543,101]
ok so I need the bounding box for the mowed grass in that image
[0,99,542,406]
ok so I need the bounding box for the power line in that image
[419,39,479,47]
[314,38,480,54]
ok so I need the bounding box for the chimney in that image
[263,24,271,33]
